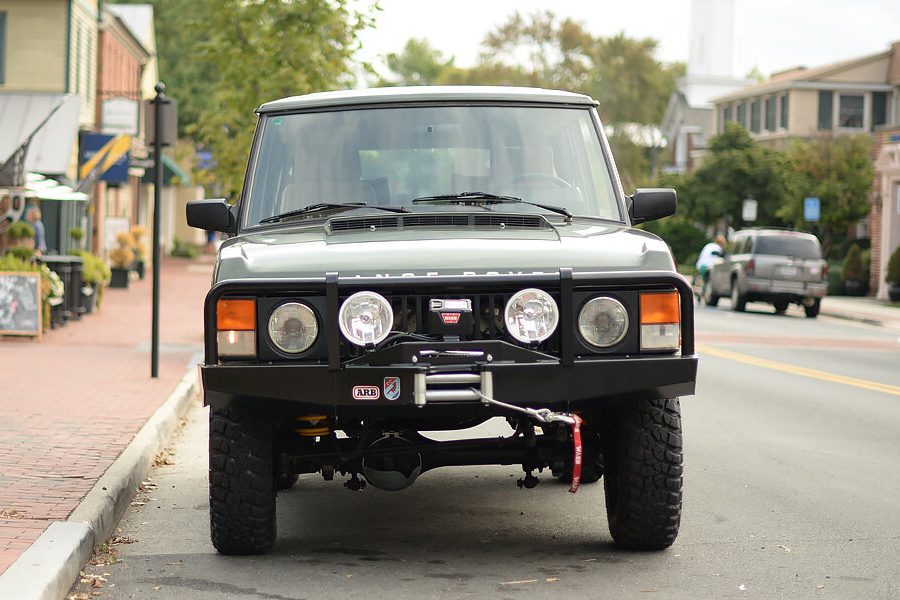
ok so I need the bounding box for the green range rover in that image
[187,86,697,555]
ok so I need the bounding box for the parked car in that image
[187,86,698,555]
[704,228,827,317]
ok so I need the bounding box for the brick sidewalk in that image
[0,256,212,575]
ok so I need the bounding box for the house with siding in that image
[710,41,900,299]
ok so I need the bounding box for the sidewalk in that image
[0,256,212,600]
[0,264,897,600]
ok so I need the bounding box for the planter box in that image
[109,268,130,289]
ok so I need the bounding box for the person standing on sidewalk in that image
[25,206,47,257]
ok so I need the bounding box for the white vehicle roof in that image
[257,86,598,113]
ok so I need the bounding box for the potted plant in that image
[109,232,135,288]
[7,221,35,248]
[69,227,85,250]
[72,249,110,312]
[130,225,147,279]
[885,246,900,302]
[841,244,867,296]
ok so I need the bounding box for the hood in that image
[213,217,675,283]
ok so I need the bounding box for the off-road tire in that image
[602,398,683,551]
[730,279,747,312]
[209,406,276,555]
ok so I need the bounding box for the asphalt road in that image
[70,300,900,600]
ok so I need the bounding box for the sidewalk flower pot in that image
[134,260,146,280]
[110,267,130,289]
[889,283,900,302]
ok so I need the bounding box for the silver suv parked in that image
[704,228,827,317]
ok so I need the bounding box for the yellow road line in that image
[697,343,900,397]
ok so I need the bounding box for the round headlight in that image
[268,302,318,354]
[339,291,393,347]
[578,296,629,348]
[504,288,559,344]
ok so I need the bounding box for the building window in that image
[838,94,864,129]
[750,99,761,133]
[737,102,747,128]
[764,97,776,131]
[724,105,733,122]
[0,12,6,84]
[780,93,789,129]
[872,92,887,130]
[818,91,833,130]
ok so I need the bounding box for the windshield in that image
[242,104,622,227]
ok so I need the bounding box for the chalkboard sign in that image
[0,271,42,339]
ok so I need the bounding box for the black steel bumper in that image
[200,269,698,411]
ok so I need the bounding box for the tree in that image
[688,123,791,228]
[778,134,873,256]
[378,38,456,86]
[189,0,377,198]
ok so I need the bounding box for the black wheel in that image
[773,299,789,313]
[703,281,719,307]
[730,279,747,312]
[602,398,683,551]
[209,406,276,555]
[804,298,820,318]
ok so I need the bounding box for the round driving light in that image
[339,291,393,347]
[578,296,628,348]
[504,288,559,344]
[268,302,318,353]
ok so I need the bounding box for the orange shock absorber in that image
[295,415,331,437]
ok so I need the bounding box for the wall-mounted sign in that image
[102,98,139,136]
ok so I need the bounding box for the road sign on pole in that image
[804,197,820,222]
[742,197,757,222]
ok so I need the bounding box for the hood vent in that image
[328,213,548,233]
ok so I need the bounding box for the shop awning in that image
[26,173,89,201]
[140,152,191,186]
[0,93,82,175]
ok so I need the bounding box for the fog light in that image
[339,291,393,346]
[504,288,558,344]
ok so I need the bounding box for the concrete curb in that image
[0,357,201,600]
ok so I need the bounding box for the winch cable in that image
[470,390,584,493]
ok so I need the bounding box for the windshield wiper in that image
[259,202,409,224]
[412,192,572,222]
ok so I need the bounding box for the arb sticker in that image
[383,377,401,401]
[352,386,380,401]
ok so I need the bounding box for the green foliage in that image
[8,221,34,241]
[885,246,900,284]
[0,252,37,271]
[170,237,200,259]
[639,215,708,270]
[188,0,377,199]
[778,134,873,256]
[72,249,111,286]
[7,246,35,262]
[687,123,791,228]
[378,38,456,86]
[840,244,865,281]
[68,227,85,241]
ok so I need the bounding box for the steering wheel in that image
[502,173,572,189]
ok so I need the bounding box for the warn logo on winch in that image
[440,312,461,324]
[429,298,473,335]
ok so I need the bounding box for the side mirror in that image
[629,188,677,225]
[186,198,236,234]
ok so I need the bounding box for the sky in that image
[357,0,900,80]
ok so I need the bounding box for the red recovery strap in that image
[568,414,583,494]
